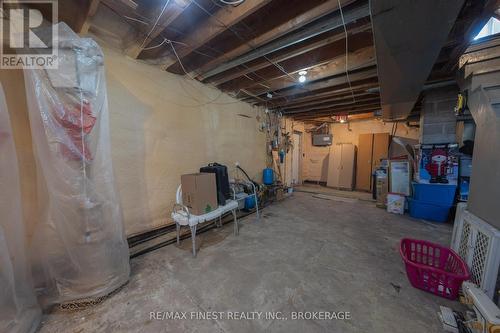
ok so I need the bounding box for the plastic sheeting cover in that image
[23,23,130,304]
[0,85,41,333]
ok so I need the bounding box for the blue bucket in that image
[263,168,274,185]
[244,196,256,210]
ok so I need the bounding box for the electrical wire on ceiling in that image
[166,37,269,107]
[189,0,293,100]
[99,0,281,107]
[101,2,224,61]
[132,0,285,106]
[337,0,357,104]
[101,0,286,107]
[218,0,245,5]
[142,38,188,51]
[140,0,171,49]
[235,20,309,92]
[99,2,264,107]
[123,15,149,25]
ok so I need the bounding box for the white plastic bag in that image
[24,23,130,304]
[0,84,41,333]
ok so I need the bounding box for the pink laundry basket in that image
[399,238,470,300]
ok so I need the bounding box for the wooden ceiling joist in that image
[226,45,375,95]
[75,0,480,121]
[283,98,380,114]
[194,0,357,78]
[198,2,371,80]
[125,1,191,59]
[270,81,379,107]
[281,93,379,111]
[79,0,101,34]
[291,105,381,120]
[440,0,500,74]
[258,66,378,100]
[208,23,372,86]
[299,112,376,123]
[161,0,272,71]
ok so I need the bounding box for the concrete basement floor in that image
[39,188,458,333]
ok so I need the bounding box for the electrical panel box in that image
[312,134,332,146]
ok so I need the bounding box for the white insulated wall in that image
[0,46,267,237]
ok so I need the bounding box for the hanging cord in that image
[140,0,171,49]
[337,0,356,104]
[124,15,149,25]
[190,0,292,98]
[100,0,283,106]
[219,0,245,5]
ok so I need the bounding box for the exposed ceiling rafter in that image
[198,2,371,80]
[161,0,273,71]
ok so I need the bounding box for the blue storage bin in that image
[412,182,457,206]
[408,198,451,223]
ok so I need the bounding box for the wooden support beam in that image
[241,77,378,106]
[270,81,379,107]
[162,0,272,71]
[440,0,500,74]
[217,25,373,89]
[195,0,357,78]
[282,94,380,112]
[296,112,376,122]
[79,0,101,34]
[125,1,191,59]
[284,99,381,114]
[291,105,381,120]
[252,65,378,100]
[199,2,371,80]
[274,90,376,109]
[228,46,375,95]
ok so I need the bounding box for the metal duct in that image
[467,87,500,230]
[370,0,465,120]
[459,38,500,229]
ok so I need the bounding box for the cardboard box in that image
[181,173,218,215]
[387,193,405,215]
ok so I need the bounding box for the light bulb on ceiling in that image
[298,70,308,76]
[298,75,306,83]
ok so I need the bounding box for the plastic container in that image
[262,168,274,185]
[412,182,457,206]
[400,238,470,300]
[244,196,256,210]
[408,198,451,223]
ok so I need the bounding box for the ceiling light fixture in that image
[298,70,308,83]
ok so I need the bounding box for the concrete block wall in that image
[420,87,459,144]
